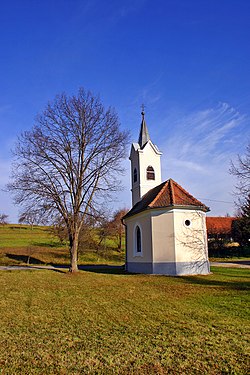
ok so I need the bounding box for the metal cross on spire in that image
[138,104,150,147]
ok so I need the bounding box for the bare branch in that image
[0,213,9,226]
[7,88,130,272]
[229,142,250,202]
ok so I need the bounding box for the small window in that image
[136,226,141,253]
[147,166,155,180]
[184,219,191,227]
[133,168,137,183]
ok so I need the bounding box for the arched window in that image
[147,166,155,180]
[136,226,142,253]
[133,168,137,183]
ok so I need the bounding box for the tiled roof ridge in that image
[149,180,170,207]
[148,178,208,209]
[123,178,209,220]
[171,179,205,207]
[169,178,175,204]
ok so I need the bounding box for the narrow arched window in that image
[147,166,155,180]
[133,168,137,183]
[136,226,141,253]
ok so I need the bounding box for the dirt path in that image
[211,260,250,269]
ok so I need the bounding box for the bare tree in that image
[18,209,45,229]
[232,194,250,247]
[8,88,129,272]
[0,213,9,226]
[230,142,250,202]
[109,208,128,251]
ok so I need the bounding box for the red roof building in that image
[206,217,236,236]
[124,178,209,219]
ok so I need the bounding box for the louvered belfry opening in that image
[146,166,155,180]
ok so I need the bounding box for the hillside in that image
[0,225,125,267]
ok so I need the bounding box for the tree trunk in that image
[69,232,79,273]
[117,233,122,252]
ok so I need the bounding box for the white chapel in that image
[123,111,210,276]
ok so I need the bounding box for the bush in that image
[208,240,250,258]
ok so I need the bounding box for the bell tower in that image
[129,110,162,206]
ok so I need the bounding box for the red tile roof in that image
[206,217,236,235]
[124,179,209,219]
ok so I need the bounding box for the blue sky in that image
[0,0,249,222]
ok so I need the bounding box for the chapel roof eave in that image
[123,204,209,221]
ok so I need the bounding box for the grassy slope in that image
[0,225,125,266]
[0,267,249,374]
[0,225,53,248]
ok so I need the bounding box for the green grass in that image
[0,224,58,248]
[0,225,125,267]
[0,267,249,374]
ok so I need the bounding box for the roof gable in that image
[124,178,209,219]
[141,139,162,155]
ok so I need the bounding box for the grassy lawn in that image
[0,225,125,267]
[0,267,249,374]
[0,225,55,248]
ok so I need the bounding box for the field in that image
[0,224,248,268]
[0,267,249,374]
[0,224,125,267]
[0,224,249,374]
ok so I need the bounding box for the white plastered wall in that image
[151,210,175,262]
[138,141,162,198]
[130,141,162,206]
[172,209,208,263]
[125,212,153,263]
[129,144,140,206]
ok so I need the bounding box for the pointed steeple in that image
[130,108,162,206]
[138,109,150,148]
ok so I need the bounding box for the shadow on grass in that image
[74,266,250,282]
[4,254,126,275]
[51,264,127,275]
[32,241,65,248]
[5,253,47,265]
[180,274,250,291]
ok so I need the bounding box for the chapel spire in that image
[130,108,162,206]
[138,107,150,148]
